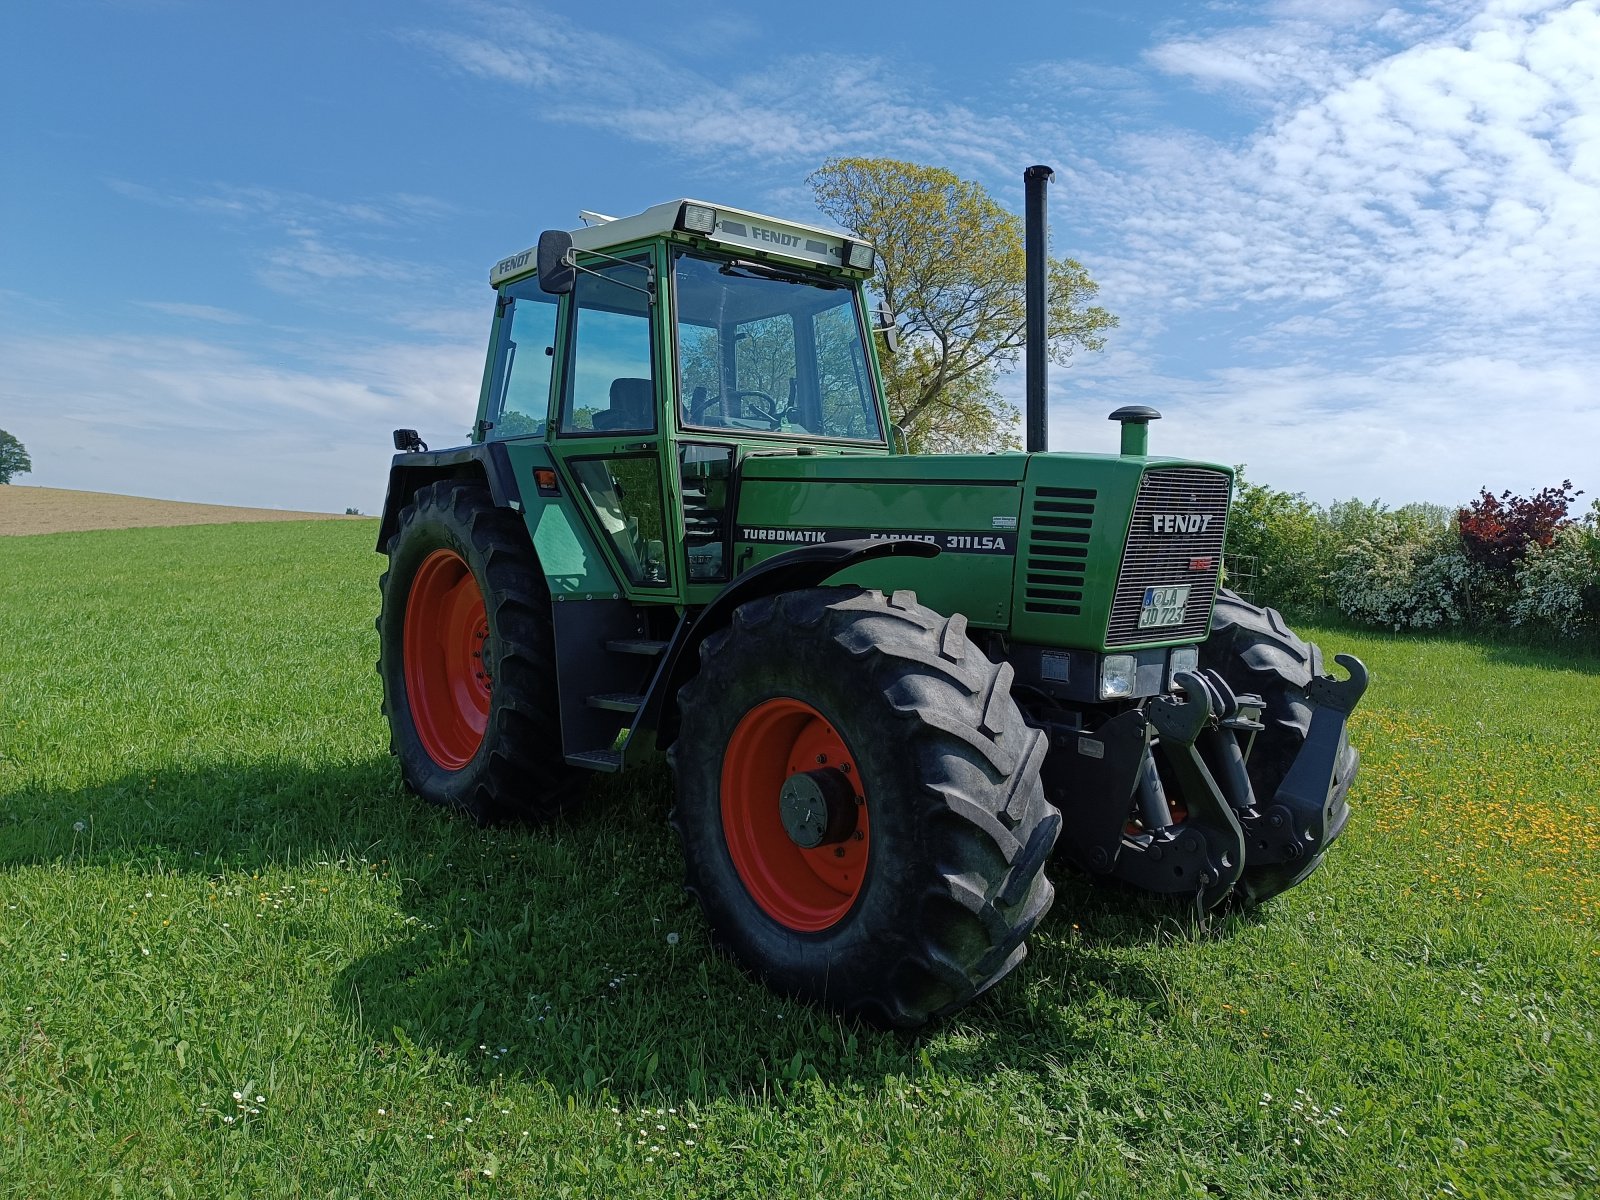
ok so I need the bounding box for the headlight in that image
[677,203,717,234]
[1099,654,1137,699]
[1168,646,1199,690]
[841,239,876,271]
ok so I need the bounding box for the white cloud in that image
[407,5,1022,178]
[1076,0,1600,355]
[109,179,453,299]
[135,301,253,325]
[1051,342,1600,506]
[0,329,483,512]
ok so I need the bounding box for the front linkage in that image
[1049,655,1369,910]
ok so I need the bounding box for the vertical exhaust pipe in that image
[1024,165,1053,454]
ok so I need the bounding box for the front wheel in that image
[377,480,582,823]
[1200,590,1359,904]
[669,587,1060,1028]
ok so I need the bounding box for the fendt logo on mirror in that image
[1151,513,1214,534]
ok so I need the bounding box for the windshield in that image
[673,252,883,442]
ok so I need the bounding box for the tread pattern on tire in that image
[669,586,1060,1028]
[377,479,582,824]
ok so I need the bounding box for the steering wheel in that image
[730,389,790,430]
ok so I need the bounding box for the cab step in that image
[586,692,645,714]
[605,638,669,657]
[566,749,623,772]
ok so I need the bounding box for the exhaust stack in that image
[1024,164,1053,454]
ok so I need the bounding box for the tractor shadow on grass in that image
[8,755,1249,1103]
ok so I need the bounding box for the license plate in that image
[1138,585,1191,629]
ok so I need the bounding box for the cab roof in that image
[489,199,874,288]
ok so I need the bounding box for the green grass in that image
[2,521,1597,1198]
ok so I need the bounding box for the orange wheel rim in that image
[721,697,870,931]
[403,549,490,770]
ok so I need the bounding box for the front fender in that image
[633,537,941,753]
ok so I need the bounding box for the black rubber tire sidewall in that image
[377,480,580,823]
[670,587,1059,1028]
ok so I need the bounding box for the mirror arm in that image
[564,248,657,301]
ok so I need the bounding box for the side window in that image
[569,456,670,587]
[561,258,655,434]
[489,288,557,439]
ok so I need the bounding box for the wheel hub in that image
[778,768,858,848]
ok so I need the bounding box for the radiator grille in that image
[1106,468,1230,646]
[1023,486,1097,616]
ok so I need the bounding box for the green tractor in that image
[375,167,1366,1027]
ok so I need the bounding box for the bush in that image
[1332,514,1480,629]
[1225,470,1334,610]
[1510,504,1600,637]
[1458,481,1581,574]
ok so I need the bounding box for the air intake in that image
[1023,485,1097,615]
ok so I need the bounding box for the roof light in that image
[678,203,717,235]
[841,240,875,271]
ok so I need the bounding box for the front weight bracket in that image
[1119,672,1246,909]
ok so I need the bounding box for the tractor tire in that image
[1200,590,1359,905]
[377,479,583,823]
[668,587,1060,1028]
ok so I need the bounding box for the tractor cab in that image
[473,201,891,599]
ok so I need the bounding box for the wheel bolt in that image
[833,847,845,858]
[815,754,827,764]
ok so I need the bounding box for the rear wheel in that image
[669,587,1060,1028]
[377,480,582,823]
[1201,590,1359,904]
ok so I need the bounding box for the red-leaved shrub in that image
[1457,481,1582,574]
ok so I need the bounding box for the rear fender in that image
[376,443,520,551]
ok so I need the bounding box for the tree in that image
[808,157,1117,453]
[0,429,30,484]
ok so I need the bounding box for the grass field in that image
[2,520,1597,1198]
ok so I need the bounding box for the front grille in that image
[1024,486,1097,615]
[1106,468,1230,646]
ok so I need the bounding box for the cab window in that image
[560,257,656,434]
[487,285,557,439]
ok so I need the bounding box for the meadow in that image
[2,520,1596,1198]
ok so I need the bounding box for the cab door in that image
[547,244,684,605]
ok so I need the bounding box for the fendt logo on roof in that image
[748,226,802,249]
[1151,513,1215,534]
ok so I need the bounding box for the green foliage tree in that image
[808,157,1117,453]
[0,429,31,484]
[1224,469,1335,610]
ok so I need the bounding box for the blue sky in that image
[2,0,1596,513]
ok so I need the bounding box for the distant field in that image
[1,521,1596,1198]
[0,485,360,536]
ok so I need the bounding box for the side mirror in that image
[537,230,576,295]
[874,306,901,354]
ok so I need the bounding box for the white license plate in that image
[1138,585,1191,629]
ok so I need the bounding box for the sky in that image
[1,0,1596,513]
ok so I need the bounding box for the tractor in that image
[375,167,1366,1027]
